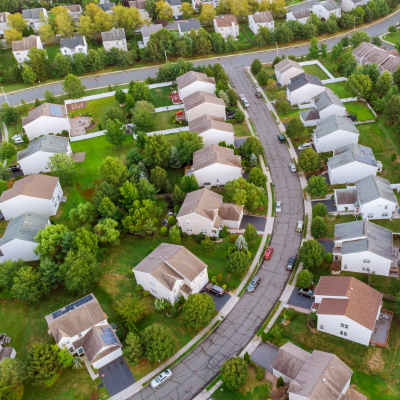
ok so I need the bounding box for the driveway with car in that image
[99,357,135,396]
[287,287,314,310]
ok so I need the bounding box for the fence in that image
[298,60,335,80]
[70,130,106,142]
[341,97,358,103]
[133,126,189,138]
[321,77,347,84]
[354,119,376,125]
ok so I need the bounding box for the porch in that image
[370,309,393,347]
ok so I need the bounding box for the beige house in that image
[177,188,243,237]
[129,0,150,21]
[12,35,43,64]
[133,243,208,304]
[189,115,234,146]
[248,11,274,34]
[62,5,82,22]
[213,15,239,39]
[101,28,127,51]
[274,58,304,86]
[177,71,216,100]
[183,91,225,122]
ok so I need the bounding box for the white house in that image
[299,88,346,127]
[312,115,359,153]
[183,91,225,122]
[133,243,208,304]
[286,73,325,106]
[22,103,70,140]
[271,342,353,400]
[129,0,150,21]
[192,0,219,10]
[342,0,372,12]
[0,174,63,220]
[168,0,183,18]
[188,114,234,146]
[60,35,88,57]
[62,5,82,22]
[248,11,274,34]
[141,24,163,47]
[177,188,243,237]
[22,8,48,31]
[101,28,127,51]
[286,9,310,24]
[0,12,9,35]
[17,136,72,175]
[274,58,304,86]
[213,15,239,40]
[188,145,242,187]
[12,35,43,64]
[0,333,16,362]
[328,144,379,184]
[46,294,124,370]
[178,18,201,36]
[98,3,115,13]
[0,213,49,262]
[177,70,216,100]
[312,276,383,345]
[332,220,393,276]
[312,0,341,20]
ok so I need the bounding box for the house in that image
[17,136,72,175]
[248,11,274,34]
[22,103,70,140]
[22,8,48,31]
[101,28,127,51]
[213,15,239,40]
[62,5,82,22]
[183,91,225,122]
[188,145,242,187]
[0,333,16,362]
[0,174,63,220]
[60,35,88,57]
[334,175,398,220]
[12,35,43,64]
[133,243,208,304]
[312,276,383,345]
[192,0,219,10]
[312,115,359,153]
[98,3,115,13]
[188,114,234,146]
[46,294,123,369]
[141,24,163,47]
[272,342,353,400]
[312,0,341,20]
[299,88,346,127]
[168,0,183,19]
[0,212,49,262]
[274,58,304,86]
[0,12,9,34]
[286,73,325,105]
[342,0,372,12]
[286,9,311,24]
[177,188,243,237]
[177,70,216,99]
[178,18,201,36]
[328,144,379,184]
[129,0,150,21]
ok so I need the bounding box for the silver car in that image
[289,163,297,173]
[247,276,261,292]
[275,201,282,213]
[151,369,172,389]
[11,134,24,144]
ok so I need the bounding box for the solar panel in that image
[103,328,113,334]
[51,294,94,319]
[49,104,62,117]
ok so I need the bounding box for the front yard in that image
[325,81,354,99]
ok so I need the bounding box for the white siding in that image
[319,103,346,120]
[340,250,392,276]
[275,67,304,86]
[248,15,274,34]
[0,238,40,261]
[24,116,70,140]
[92,348,123,369]
[213,20,239,39]
[177,212,219,237]
[287,85,326,106]
[0,13,9,34]
[313,130,359,153]
[13,37,43,64]
[360,198,397,220]
[328,161,378,185]
[103,39,128,52]
[179,81,216,100]
[312,3,341,19]
[61,40,88,56]
[171,4,182,18]
[286,12,308,24]
[199,127,234,147]
[185,103,225,122]
[193,163,242,187]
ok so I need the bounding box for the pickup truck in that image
[203,283,225,296]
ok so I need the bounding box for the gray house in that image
[178,19,201,36]
[141,24,163,47]
[60,35,88,56]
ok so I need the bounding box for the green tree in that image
[312,202,328,218]
[225,177,267,212]
[177,131,203,165]
[94,218,120,245]
[296,269,313,288]
[21,65,37,84]
[0,141,16,162]
[35,224,69,257]
[26,48,50,82]
[47,153,76,185]
[311,216,327,239]
[124,332,143,365]
[10,266,44,303]
[307,37,319,59]
[27,343,61,386]
[98,156,129,186]
[339,51,357,77]
[306,175,328,197]
[0,260,25,292]
[169,224,181,244]
[69,202,96,226]
[4,28,22,44]
[122,200,162,236]
[376,71,393,97]
[199,3,216,24]
[235,109,245,122]
[241,137,263,158]
[0,104,19,125]
[0,358,26,400]
[44,90,56,103]
[137,178,157,201]
[105,118,127,148]
[226,88,239,106]
[250,58,262,75]
[0,180,7,195]
[277,100,291,117]
[116,296,145,330]
[220,357,248,391]
[347,74,372,99]
[132,100,155,132]
[286,116,304,138]
[180,175,199,192]
[38,257,61,294]
[0,165,10,181]
[227,250,251,274]
[172,184,186,205]
[299,239,325,268]
[350,31,370,48]
[112,4,142,32]
[128,81,152,103]
[144,134,171,168]
[298,148,320,172]
[150,166,171,193]
[114,89,126,105]
[256,67,269,86]
[182,293,216,329]
[38,24,55,43]
[248,167,267,187]
[395,292,400,316]
[244,223,258,243]
[140,324,175,362]
[63,74,85,99]
[181,2,195,18]
[384,95,400,123]
[8,13,27,32]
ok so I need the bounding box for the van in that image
[296,220,304,232]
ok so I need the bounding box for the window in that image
[341,323,348,329]
[186,228,192,232]
[78,333,82,338]
[382,213,388,217]
[367,213,374,218]
[216,179,219,183]
[385,205,388,209]
[201,229,207,234]
[339,331,348,336]
[320,325,324,329]
[151,288,157,294]
[363,259,370,263]
[186,220,190,224]
[343,265,347,269]
[68,347,74,353]
[203,182,211,186]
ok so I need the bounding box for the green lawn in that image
[383,29,400,44]
[285,0,305,4]
[153,110,182,131]
[232,122,251,137]
[0,47,17,70]
[239,22,255,41]
[317,58,341,78]
[150,85,176,108]
[302,64,329,80]
[325,81,354,99]
[345,101,375,121]
[44,44,60,61]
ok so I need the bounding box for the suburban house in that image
[213,15,239,40]
[312,0,342,19]
[192,0,219,10]
[299,88,346,127]
[22,103,70,140]
[0,212,49,262]
[248,11,274,34]
[0,333,16,362]
[332,220,394,276]
[0,174,63,220]
[183,91,225,122]
[342,0,372,12]
[286,9,311,24]
[177,188,243,237]
[274,58,304,86]
[129,0,150,21]
[188,114,234,146]
[312,276,383,345]
[46,294,123,369]
[271,342,353,400]
[22,8,48,31]
[133,243,208,304]
[168,0,183,18]
[141,24,163,47]
[312,115,359,153]
[60,35,88,57]
[178,18,201,36]
[286,73,325,105]
[17,136,72,175]
[98,2,115,13]
[327,143,379,184]
[0,12,9,34]
[101,28,127,51]
[177,70,216,99]
[188,145,242,187]
[334,175,398,220]
[62,5,82,22]
[12,35,43,64]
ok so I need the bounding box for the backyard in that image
[150,85,176,108]
[325,81,354,99]
[345,101,375,121]
[233,121,252,137]
[301,64,329,80]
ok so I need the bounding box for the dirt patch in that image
[73,152,86,162]
[366,348,385,373]
[100,272,129,297]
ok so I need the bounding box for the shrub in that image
[277,376,284,388]
[256,367,265,381]
[325,252,333,264]
[391,153,396,162]
[230,234,238,243]
[312,203,328,218]
[61,130,68,136]
[143,290,150,296]
[388,25,397,33]
[195,233,206,243]
[261,331,268,342]
[244,351,251,363]
[269,325,283,340]
[160,226,168,236]
[235,109,245,122]
[154,298,171,312]
[169,306,180,318]
[178,296,185,305]
[168,216,176,225]
[219,225,228,238]
[135,285,143,292]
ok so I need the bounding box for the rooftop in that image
[178,18,202,32]
[22,8,46,19]
[192,145,241,170]
[188,114,233,134]
[274,58,303,74]
[334,188,358,205]
[288,73,324,92]
[128,0,146,9]
[314,88,344,111]
[12,35,40,52]
[214,14,238,28]
[60,35,85,49]
[101,27,125,42]
[355,175,397,205]
[251,11,274,23]
[320,0,341,11]
[177,71,215,90]
[314,114,359,139]
[98,3,115,12]
[62,5,82,13]
[290,9,311,19]
[17,135,70,161]
[141,23,163,38]
[183,91,225,111]
[22,103,67,126]
[328,143,377,170]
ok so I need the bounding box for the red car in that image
[264,247,274,260]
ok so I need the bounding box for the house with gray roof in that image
[342,0,372,12]
[17,136,72,175]
[101,28,127,51]
[286,73,325,105]
[274,58,304,86]
[312,114,359,153]
[248,11,274,34]
[60,35,88,57]
[12,35,43,64]
[188,114,234,146]
[22,8,48,31]
[178,18,201,36]
[133,243,208,304]
[312,0,341,20]
[141,23,163,47]
[0,212,49,261]
[286,8,311,24]
[98,2,115,13]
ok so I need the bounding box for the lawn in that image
[302,64,329,80]
[239,22,255,41]
[317,58,341,78]
[345,101,375,121]
[383,29,400,44]
[150,85,176,108]
[325,81,354,99]
[232,121,251,137]
[153,109,182,131]
[44,44,60,61]
[0,48,16,70]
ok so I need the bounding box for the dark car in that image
[255,92,262,98]
[286,256,296,271]
[298,288,315,298]
[277,134,286,143]
[247,276,261,292]
[7,165,21,172]
[203,283,225,296]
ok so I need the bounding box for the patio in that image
[69,116,91,137]
[370,309,393,347]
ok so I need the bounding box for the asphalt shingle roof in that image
[60,35,85,49]
[328,144,377,170]
[17,136,70,161]
[287,73,324,92]
[101,28,125,42]
[22,8,45,19]
[178,18,201,33]
[355,175,397,205]
[313,115,359,139]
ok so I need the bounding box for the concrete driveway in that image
[312,199,336,212]
[250,342,279,373]
[240,215,267,231]
[204,292,231,312]
[99,357,136,396]
[287,287,314,310]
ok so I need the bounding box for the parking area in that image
[311,199,336,213]
[205,291,231,311]
[318,239,334,253]
[287,287,314,310]
[239,215,267,232]
[250,342,279,372]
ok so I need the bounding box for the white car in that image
[11,134,24,144]
[289,163,297,173]
[150,369,172,389]
[298,143,312,151]
[275,201,282,213]
[239,94,249,108]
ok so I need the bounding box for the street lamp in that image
[164,49,168,63]
[1,87,9,106]
[275,42,279,57]
[353,16,358,32]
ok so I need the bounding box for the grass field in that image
[383,29,400,44]
[44,44,60,61]
[233,121,251,137]
[0,48,16,70]
[153,109,181,131]
[318,58,341,78]
[150,85,176,108]
[302,64,329,80]
[325,81,354,99]
[345,101,375,121]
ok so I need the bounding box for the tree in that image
[248,167,267,187]
[180,175,199,192]
[274,23,294,43]
[339,51,357,77]
[256,67,269,86]
[114,89,126,105]
[299,239,325,268]
[63,74,85,99]
[10,266,44,303]
[235,109,245,122]
[27,343,61,386]
[69,202,96,226]
[251,58,262,75]
[156,0,173,19]
[140,324,175,362]
[116,296,145,330]
[298,148,320,172]
[0,180,7,195]
[199,4,216,25]
[0,104,19,125]
[21,65,37,84]
[0,260,25,292]
[4,28,22,44]
[144,134,171,168]
[241,137,263,158]
[227,250,251,274]
[0,141,16,162]
[137,178,157,200]
[8,13,27,32]
[312,202,328,218]
[286,116,304,138]
[183,293,216,329]
[128,81,152,103]
[112,5,141,32]
[350,31,370,48]
[38,24,55,43]
[105,118,127,148]
[38,257,61,294]
[307,37,319,59]
[47,153,76,185]
[0,165,10,182]
[311,216,327,239]
[235,235,248,251]
[177,131,203,165]
[26,48,50,82]
[347,74,372,99]
[395,292,400,316]
[225,177,267,212]
[124,332,143,365]
[277,100,291,117]
[0,358,26,400]
[376,71,393,97]
[35,224,69,257]
[244,223,258,243]
[169,224,181,244]
[94,218,120,245]
[132,100,155,132]
[122,200,162,236]
[181,2,195,18]
[220,357,248,391]
[226,88,239,106]
[44,90,56,103]
[150,166,171,193]
[98,156,129,186]
[306,175,328,197]
[296,268,313,289]
[384,95,400,123]
[320,43,328,58]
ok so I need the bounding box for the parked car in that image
[275,201,282,213]
[239,94,250,108]
[247,276,261,292]
[277,134,285,143]
[296,220,304,232]
[298,143,312,151]
[150,369,172,389]
[298,288,315,298]
[289,163,297,173]
[7,165,21,172]
[11,134,24,145]
[286,256,296,271]
[255,91,262,98]
[203,283,225,296]
[264,246,274,260]
[0,213,4,221]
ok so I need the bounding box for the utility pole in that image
[164,49,168,63]
[1,87,9,106]
[275,42,279,57]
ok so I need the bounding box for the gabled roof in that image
[319,0,341,11]
[193,145,241,170]
[177,71,215,90]
[355,175,397,205]
[328,143,377,170]
[22,103,67,126]
[379,55,400,73]
[352,41,375,59]
[334,188,358,205]
[189,115,234,134]
[141,23,163,38]
[22,8,46,19]
[98,3,115,12]
[0,12,9,23]
[17,135,70,161]
[274,58,303,74]
[129,0,146,9]
[218,203,243,221]
[314,115,359,139]
[60,35,85,49]
[101,28,125,42]
[183,91,225,111]
[289,9,311,19]
[288,73,324,92]
[299,108,320,122]
[214,14,238,28]
[62,5,82,13]
[178,18,202,33]
[314,88,344,111]
[251,11,273,23]
[12,35,40,52]
[168,0,182,5]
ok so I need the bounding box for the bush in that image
[312,202,328,218]
[135,285,143,292]
[160,226,168,236]
[195,233,206,243]
[219,225,228,238]
[154,298,171,312]
[261,331,268,342]
[269,325,283,340]
[388,25,397,33]
[244,351,251,363]
[178,296,185,305]
[169,306,180,318]
[255,366,265,381]
[235,109,245,122]
[61,130,68,136]
[143,290,150,296]
[230,234,238,243]
[325,252,333,264]
[168,216,176,225]
[277,376,284,388]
